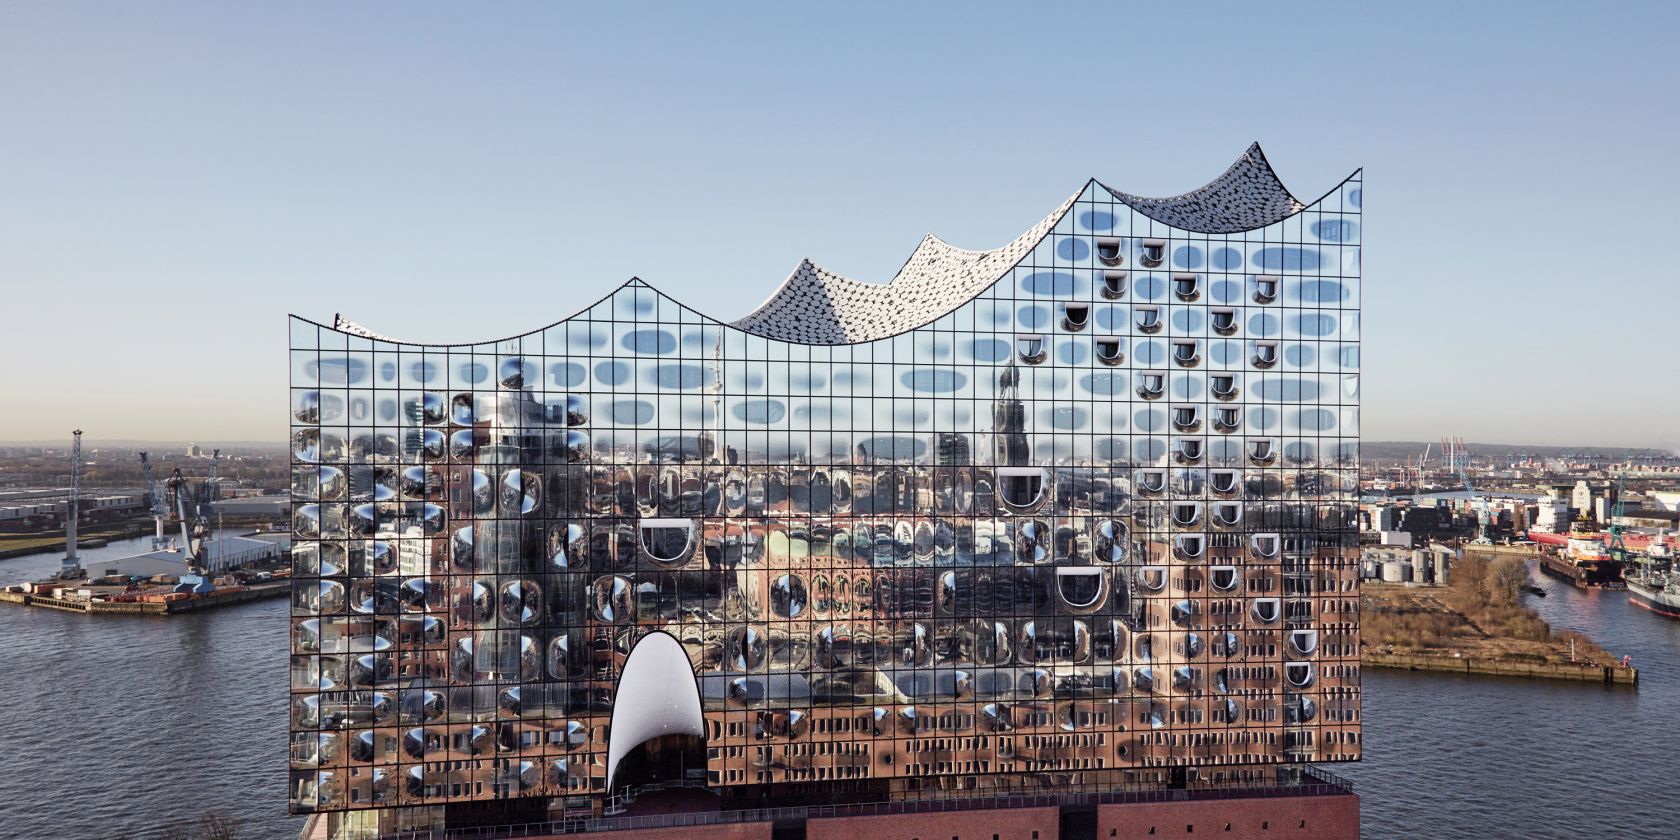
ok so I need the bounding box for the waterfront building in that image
[1534,494,1571,534]
[287,145,1362,838]
[1572,480,1596,519]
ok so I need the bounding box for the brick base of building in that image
[572,793,1358,840]
[808,804,1061,840]
[1097,795,1359,840]
[575,824,774,840]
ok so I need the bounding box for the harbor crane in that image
[61,429,84,577]
[201,448,220,519]
[1606,461,1630,564]
[138,451,172,550]
[164,466,215,593]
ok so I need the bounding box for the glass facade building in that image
[288,145,1362,834]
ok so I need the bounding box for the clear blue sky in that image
[3,2,1676,448]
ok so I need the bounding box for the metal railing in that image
[390,766,1353,840]
[601,778,712,815]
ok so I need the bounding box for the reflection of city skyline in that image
[287,147,1363,838]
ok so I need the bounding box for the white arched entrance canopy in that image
[606,631,705,790]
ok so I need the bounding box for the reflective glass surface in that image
[288,175,1363,815]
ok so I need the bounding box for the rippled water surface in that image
[3,540,1675,839]
[0,536,303,840]
[1342,566,1678,838]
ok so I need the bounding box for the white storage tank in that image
[1381,560,1412,583]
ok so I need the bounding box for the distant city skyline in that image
[6,437,1676,459]
[4,2,1678,448]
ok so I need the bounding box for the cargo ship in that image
[1627,574,1680,618]
[1626,533,1678,619]
[1531,522,1626,588]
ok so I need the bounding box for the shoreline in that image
[0,519,156,559]
[0,581,288,614]
[1362,650,1637,685]
[1360,568,1639,687]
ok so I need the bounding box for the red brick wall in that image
[808,805,1060,840]
[528,795,1356,840]
[578,822,773,840]
[1097,794,1359,840]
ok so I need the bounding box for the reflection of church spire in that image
[994,358,1029,466]
[704,330,724,464]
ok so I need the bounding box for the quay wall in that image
[0,583,287,615]
[1463,544,1540,558]
[1363,652,1636,685]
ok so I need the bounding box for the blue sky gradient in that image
[3,2,1676,446]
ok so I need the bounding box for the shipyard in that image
[0,436,292,615]
[1358,441,1680,687]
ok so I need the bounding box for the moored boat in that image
[1628,574,1680,619]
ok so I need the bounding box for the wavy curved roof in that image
[1102,142,1305,234]
[729,187,1080,344]
[729,142,1327,343]
[325,143,1351,347]
[332,313,395,342]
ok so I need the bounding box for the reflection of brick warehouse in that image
[288,145,1363,838]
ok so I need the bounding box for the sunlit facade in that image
[288,145,1363,836]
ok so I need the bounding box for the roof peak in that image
[318,146,1356,347]
[1099,142,1306,234]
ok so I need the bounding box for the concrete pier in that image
[1364,651,1638,686]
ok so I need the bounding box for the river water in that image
[1340,564,1677,838]
[2,537,1674,839]
[0,536,304,840]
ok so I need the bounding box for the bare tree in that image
[196,810,240,840]
[1485,557,1528,606]
[1448,551,1490,609]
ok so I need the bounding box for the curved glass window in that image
[1017,334,1047,364]
[1136,371,1166,399]
[1210,566,1240,592]
[1096,237,1123,266]
[1062,303,1090,332]
[1102,270,1127,298]
[638,518,695,568]
[1139,239,1166,268]
[1095,337,1124,365]
[1173,273,1200,302]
